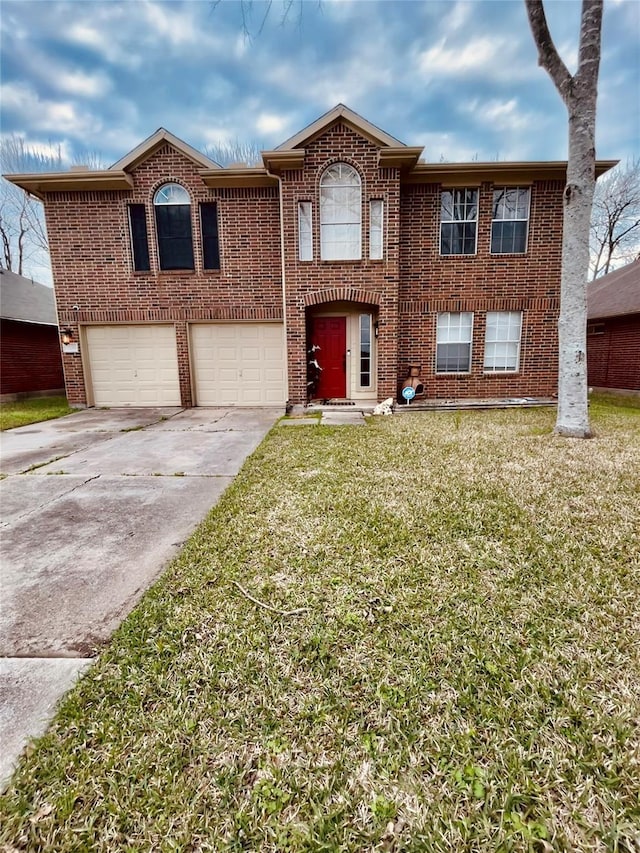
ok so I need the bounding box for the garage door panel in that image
[191,323,285,407]
[86,325,180,407]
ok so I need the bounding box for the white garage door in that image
[85,325,180,407]
[191,323,286,406]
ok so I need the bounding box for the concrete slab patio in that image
[0,406,280,789]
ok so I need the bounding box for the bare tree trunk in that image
[1,215,12,269]
[526,0,603,437]
[557,95,596,436]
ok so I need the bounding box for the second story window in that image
[440,189,478,255]
[369,200,384,260]
[320,163,361,260]
[298,201,313,261]
[154,183,194,271]
[492,187,530,254]
[128,204,151,272]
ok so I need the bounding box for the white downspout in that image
[266,167,289,407]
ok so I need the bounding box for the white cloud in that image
[441,1,473,33]
[255,113,290,135]
[462,97,531,132]
[56,69,112,99]
[0,82,99,138]
[417,36,500,77]
[142,0,198,46]
[66,22,142,70]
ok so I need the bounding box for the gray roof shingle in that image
[0,268,58,326]
[588,259,640,320]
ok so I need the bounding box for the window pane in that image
[491,188,529,254]
[370,200,383,260]
[200,202,220,270]
[441,189,478,255]
[441,190,454,220]
[484,311,522,371]
[320,163,361,260]
[436,343,471,372]
[360,314,371,387]
[321,223,361,260]
[436,313,473,371]
[154,183,190,205]
[155,205,194,270]
[298,201,313,261]
[128,204,150,272]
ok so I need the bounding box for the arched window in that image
[153,183,194,270]
[320,163,361,260]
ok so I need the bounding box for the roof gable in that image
[110,128,219,172]
[276,104,406,150]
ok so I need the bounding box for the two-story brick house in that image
[6,104,615,409]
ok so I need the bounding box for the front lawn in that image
[1,404,639,852]
[0,396,73,430]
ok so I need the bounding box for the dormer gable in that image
[110,128,219,172]
[262,104,424,172]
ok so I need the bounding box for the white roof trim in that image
[276,104,406,151]
[110,128,219,171]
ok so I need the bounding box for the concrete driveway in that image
[0,406,279,787]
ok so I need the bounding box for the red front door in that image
[311,317,347,399]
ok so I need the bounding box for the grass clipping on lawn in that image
[1,404,639,852]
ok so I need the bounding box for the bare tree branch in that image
[203,139,263,167]
[590,158,640,277]
[524,0,573,103]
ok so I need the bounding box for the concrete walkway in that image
[0,406,280,788]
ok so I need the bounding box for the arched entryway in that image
[306,301,378,402]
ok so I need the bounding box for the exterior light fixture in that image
[373,321,380,339]
[60,327,73,345]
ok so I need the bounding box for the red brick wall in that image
[0,319,64,396]
[41,133,566,407]
[280,122,401,402]
[397,179,563,399]
[588,314,640,390]
[43,144,282,405]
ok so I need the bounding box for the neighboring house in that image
[587,259,640,392]
[4,104,616,408]
[0,268,65,400]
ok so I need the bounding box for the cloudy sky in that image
[1,0,638,172]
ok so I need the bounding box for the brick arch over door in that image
[303,287,381,307]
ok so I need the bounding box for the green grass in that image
[590,390,640,412]
[1,404,639,852]
[0,396,73,430]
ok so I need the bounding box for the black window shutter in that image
[200,202,220,270]
[128,204,150,271]
[155,205,194,270]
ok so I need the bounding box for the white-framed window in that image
[440,189,478,255]
[436,312,473,373]
[369,199,384,260]
[153,183,194,270]
[491,187,530,254]
[359,314,372,387]
[484,311,522,372]
[298,201,313,261]
[320,163,361,260]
